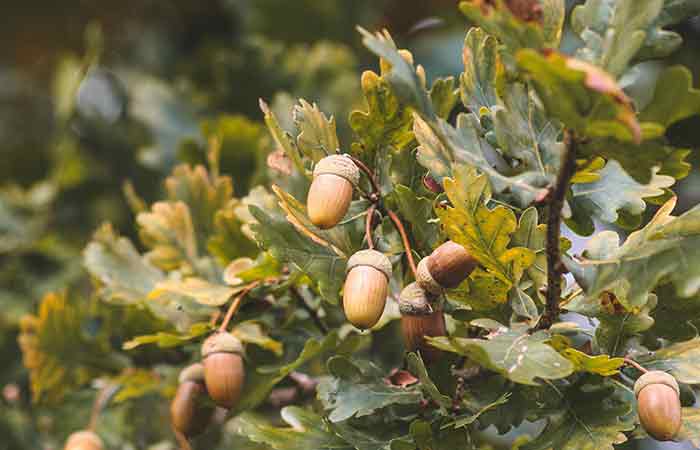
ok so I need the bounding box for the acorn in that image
[634,370,682,441]
[307,154,359,229]
[399,282,446,363]
[171,363,215,437]
[64,430,103,450]
[417,241,478,294]
[343,249,392,329]
[201,332,245,409]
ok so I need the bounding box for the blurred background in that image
[1,1,698,449]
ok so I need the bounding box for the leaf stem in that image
[537,129,578,330]
[290,288,328,334]
[88,383,118,431]
[387,209,418,278]
[365,204,377,250]
[219,281,260,332]
[345,154,382,198]
[623,358,649,374]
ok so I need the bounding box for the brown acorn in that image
[343,249,392,329]
[171,363,215,437]
[634,370,682,441]
[307,154,359,229]
[417,241,477,294]
[201,332,245,409]
[399,282,446,363]
[64,430,103,450]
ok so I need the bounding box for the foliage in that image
[6,1,700,449]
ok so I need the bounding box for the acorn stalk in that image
[634,370,682,441]
[399,282,446,363]
[417,241,477,294]
[64,430,103,450]
[343,249,392,329]
[201,332,245,409]
[171,363,215,437]
[307,154,359,229]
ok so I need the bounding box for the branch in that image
[537,129,578,330]
[623,357,649,374]
[219,281,260,331]
[365,204,377,250]
[387,209,418,278]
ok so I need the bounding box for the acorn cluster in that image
[170,332,245,439]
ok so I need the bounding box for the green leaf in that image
[517,50,642,143]
[235,332,341,413]
[84,223,163,304]
[437,166,535,286]
[511,207,547,290]
[639,65,700,130]
[521,378,634,450]
[234,406,353,450]
[458,0,555,54]
[641,338,700,384]
[406,353,451,410]
[679,406,700,446]
[318,356,423,422]
[249,205,345,304]
[232,321,284,357]
[568,197,700,308]
[559,350,623,376]
[460,28,500,113]
[148,277,239,306]
[428,322,573,385]
[567,160,675,233]
[429,76,458,119]
[18,292,126,403]
[641,0,700,59]
[349,67,415,166]
[441,392,511,429]
[293,99,339,162]
[260,99,308,178]
[447,268,512,311]
[578,137,691,185]
[389,186,439,253]
[122,322,211,350]
[207,206,258,265]
[492,82,562,179]
[164,164,234,248]
[111,368,172,403]
[136,201,198,271]
[571,0,664,76]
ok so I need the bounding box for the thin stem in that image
[219,281,260,332]
[345,154,382,196]
[173,428,193,450]
[536,129,578,330]
[290,288,328,334]
[387,209,418,278]
[88,384,118,431]
[365,204,377,250]
[624,358,649,374]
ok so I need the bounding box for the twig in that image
[219,281,261,332]
[387,209,418,278]
[88,383,119,431]
[345,154,382,196]
[290,288,328,334]
[365,204,377,250]
[537,129,578,330]
[173,428,193,450]
[624,358,649,374]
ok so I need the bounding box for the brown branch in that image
[537,129,578,330]
[365,204,377,250]
[387,209,418,278]
[219,281,260,332]
[345,154,382,197]
[624,358,649,374]
[88,383,119,431]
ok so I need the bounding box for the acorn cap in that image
[416,258,442,295]
[313,154,360,185]
[634,370,680,397]
[398,282,436,316]
[65,430,103,450]
[178,362,206,384]
[201,332,244,358]
[346,249,392,279]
